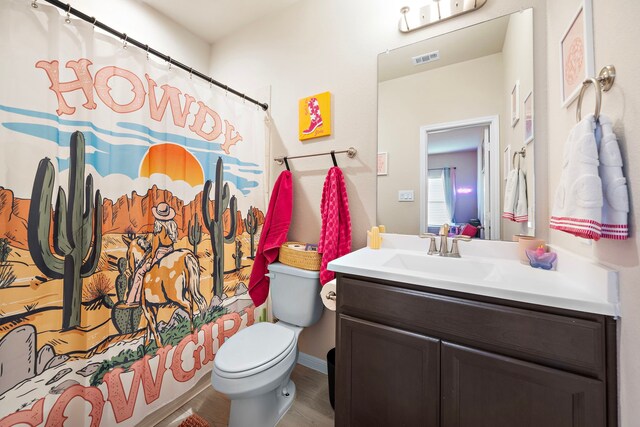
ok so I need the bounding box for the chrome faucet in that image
[447,235,471,258]
[438,224,450,255]
[421,233,438,255]
[422,224,472,257]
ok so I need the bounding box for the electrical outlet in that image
[398,190,414,202]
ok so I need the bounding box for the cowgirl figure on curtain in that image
[126,203,178,306]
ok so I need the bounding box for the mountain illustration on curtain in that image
[28,131,102,330]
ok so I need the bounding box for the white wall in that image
[546,1,640,425]
[378,54,504,235]
[500,10,535,239]
[67,0,211,71]
[208,0,548,366]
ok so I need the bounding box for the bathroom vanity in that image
[328,237,619,427]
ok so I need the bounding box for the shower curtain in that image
[0,1,267,425]
[442,167,457,223]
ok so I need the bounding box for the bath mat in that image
[178,414,210,427]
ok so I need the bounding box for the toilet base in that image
[228,379,296,427]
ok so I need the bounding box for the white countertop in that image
[327,234,619,317]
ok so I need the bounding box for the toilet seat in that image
[214,322,296,379]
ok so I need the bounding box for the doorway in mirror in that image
[419,116,500,240]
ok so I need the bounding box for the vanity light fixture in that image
[399,0,488,33]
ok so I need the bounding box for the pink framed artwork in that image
[524,91,534,144]
[377,152,388,176]
[510,81,520,127]
[560,0,594,108]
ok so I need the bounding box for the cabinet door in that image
[336,315,440,427]
[441,342,606,427]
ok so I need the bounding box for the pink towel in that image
[248,171,293,306]
[318,167,351,285]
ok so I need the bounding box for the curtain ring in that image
[576,77,601,122]
[65,3,72,24]
[242,94,246,103]
[225,85,229,96]
[209,77,213,89]
[167,56,172,70]
[92,17,97,28]
[31,0,38,9]
[122,33,128,49]
[189,68,193,79]
[145,45,150,60]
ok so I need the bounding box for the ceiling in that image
[427,126,486,155]
[378,13,510,82]
[142,0,302,44]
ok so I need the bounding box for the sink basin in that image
[327,234,620,316]
[383,252,498,282]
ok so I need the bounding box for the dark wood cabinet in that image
[441,342,605,427]
[337,315,440,427]
[335,274,617,427]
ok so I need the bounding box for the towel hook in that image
[330,150,338,167]
[576,65,616,122]
[283,157,290,171]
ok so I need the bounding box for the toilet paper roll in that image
[320,279,337,312]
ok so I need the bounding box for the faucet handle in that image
[449,235,471,257]
[421,233,438,255]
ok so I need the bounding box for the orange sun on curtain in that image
[139,143,205,186]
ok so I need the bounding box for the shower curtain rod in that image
[39,0,269,111]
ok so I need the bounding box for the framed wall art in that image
[377,152,388,176]
[560,0,595,107]
[298,91,332,140]
[511,81,520,127]
[524,91,534,144]
[503,145,511,181]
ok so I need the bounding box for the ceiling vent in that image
[412,50,440,66]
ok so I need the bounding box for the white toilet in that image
[211,262,324,427]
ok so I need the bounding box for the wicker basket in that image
[279,241,321,271]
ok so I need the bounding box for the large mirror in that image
[377,9,535,240]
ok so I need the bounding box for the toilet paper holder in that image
[325,291,337,301]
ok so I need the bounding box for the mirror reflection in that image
[377,9,535,240]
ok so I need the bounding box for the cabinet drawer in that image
[338,276,605,377]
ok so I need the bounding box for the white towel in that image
[550,115,603,239]
[515,169,528,222]
[598,115,629,240]
[502,167,528,223]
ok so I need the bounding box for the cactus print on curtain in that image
[0,1,267,425]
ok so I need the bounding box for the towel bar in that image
[576,65,616,122]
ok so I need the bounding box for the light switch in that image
[398,190,414,202]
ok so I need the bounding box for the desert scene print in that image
[0,4,267,424]
[0,131,266,425]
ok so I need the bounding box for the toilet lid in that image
[215,322,296,376]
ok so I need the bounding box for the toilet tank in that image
[267,262,323,327]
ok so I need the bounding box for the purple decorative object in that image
[525,247,557,270]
